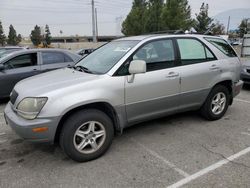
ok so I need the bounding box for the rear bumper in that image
[232,80,243,97]
[4,102,60,143]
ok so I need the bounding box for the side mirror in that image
[129,60,146,74]
[0,64,4,71]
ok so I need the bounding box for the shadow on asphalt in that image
[123,110,199,135]
[0,98,9,104]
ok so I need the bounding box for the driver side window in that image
[4,53,37,69]
[116,39,176,76]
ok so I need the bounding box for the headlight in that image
[16,97,48,120]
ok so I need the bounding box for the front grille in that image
[10,90,18,104]
[247,69,250,74]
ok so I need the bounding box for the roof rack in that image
[144,29,214,36]
[147,30,185,35]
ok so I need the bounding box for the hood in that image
[15,68,103,96]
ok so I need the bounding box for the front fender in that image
[38,76,125,118]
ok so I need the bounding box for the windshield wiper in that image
[74,65,93,74]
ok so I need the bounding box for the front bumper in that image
[4,102,60,143]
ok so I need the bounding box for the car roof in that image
[0,48,81,63]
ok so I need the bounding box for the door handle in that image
[209,64,220,71]
[166,72,179,78]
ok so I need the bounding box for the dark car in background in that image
[241,61,250,85]
[0,49,81,98]
[76,48,94,56]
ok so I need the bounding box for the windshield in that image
[75,40,139,74]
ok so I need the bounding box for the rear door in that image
[175,37,220,109]
[40,51,74,72]
[0,53,40,97]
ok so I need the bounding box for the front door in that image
[0,53,40,97]
[124,39,181,124]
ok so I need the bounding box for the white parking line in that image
[0,139,7,144]
[241,132,250,136]
[167,147,250,188]
[130,138,190,177]
[0,132,6,136]
[235,98,250,104]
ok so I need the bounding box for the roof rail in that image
[146,30,185,35]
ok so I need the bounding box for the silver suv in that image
[4,34,243,162]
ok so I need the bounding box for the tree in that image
[194,3,213,33]
[238,19,248,38]
[161,0,193,31]
[45,24,52,45]
[122,0,147,36]
[210,22,225,35]
[0,20,6,46]
[30,25,42,46]
[145,0,164,33]
[17,34,22,44]
[7,24,18,45]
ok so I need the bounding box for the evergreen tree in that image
[7,24,18,45]
[0,20,6,46]
[30,25,42,46]
[210,22,225,35]
[122,0,147,36]
[161,0,193,31]
[45,24,52,45]
[238,19,248,38]
[17,34,22,44]
[194,3,213,33]
[145,0,164,33]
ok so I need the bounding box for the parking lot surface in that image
[0,87,250,188]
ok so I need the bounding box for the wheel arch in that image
[211,80,233,105]
[54,102,122,143]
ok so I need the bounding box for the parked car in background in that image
[0,46,28,58]
[240,34,250,85]
[76,48,94,56]
[0,49,81,98]
[241,62,250,84]
[4,34,242,162]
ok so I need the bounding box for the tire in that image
[200,85,230,121]
[60,109,114,162]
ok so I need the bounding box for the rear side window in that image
[42,52,72,64]
[204,37,237,57]
[177,38,216,65]
[4,53,37,69]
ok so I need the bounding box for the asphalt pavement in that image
[0,86,250,188]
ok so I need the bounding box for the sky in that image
[0,0,250,37]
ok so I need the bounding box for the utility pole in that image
[91,0,97,43]
[95,8,98,42]
[226,16,230,35]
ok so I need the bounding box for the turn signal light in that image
[32,127,48,133]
